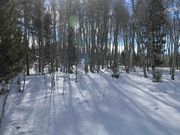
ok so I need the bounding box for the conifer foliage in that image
[0,0,25,81]
[148,0,167,68]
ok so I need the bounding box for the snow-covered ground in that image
[0,68,180,135]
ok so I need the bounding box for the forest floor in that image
[0,67,180,135]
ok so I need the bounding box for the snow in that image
[0,68,180,135]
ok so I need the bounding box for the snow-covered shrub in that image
[0,81,6,95]
[153,71,162,82]
[111,73,119,78]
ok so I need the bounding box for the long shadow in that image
[99,73,176,135]
[66,78,82,135]
[77,74,89,99]
[122,75,180,112]
[2,72,180,135]
[86,73,107,96]
[1,75,50,135]
[76,73,94,107]
[85,74,154,134]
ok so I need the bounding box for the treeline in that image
[0,0,179,81]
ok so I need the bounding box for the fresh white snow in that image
[0,68,180,135]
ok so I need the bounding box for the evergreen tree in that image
[148,0,167,71]
[43,11,53,72]
[0,0,25,81]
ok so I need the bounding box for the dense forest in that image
[0,0,180,134]
[0,0,180,81]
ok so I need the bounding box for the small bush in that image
[153,71,162,82]
[69,70,74,74]
[0,89,7,95]
[111,74,119,79]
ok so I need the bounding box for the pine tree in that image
[0,0,25,81]
[147,0,167,79]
